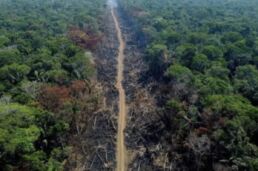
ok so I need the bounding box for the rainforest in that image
[0,0,258,171]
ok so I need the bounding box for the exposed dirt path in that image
[111,7,127,171]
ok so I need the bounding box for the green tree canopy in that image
[191,53,209,72]
[234,65,258,104]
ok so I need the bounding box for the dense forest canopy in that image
[0,0,105,170]
[118,0,258,170]
[1,0,258,170]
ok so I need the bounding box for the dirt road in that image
[111,7,127,171]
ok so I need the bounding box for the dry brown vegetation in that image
[68,27,103,50]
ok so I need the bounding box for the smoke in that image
[107,0,117,8]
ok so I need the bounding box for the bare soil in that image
[111,7,128,171]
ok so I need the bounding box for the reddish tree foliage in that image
[38,80,91,112]
[195,127,209,136]
[38,85,71,112]
[70,80,88,98]
[68,27,102,50]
